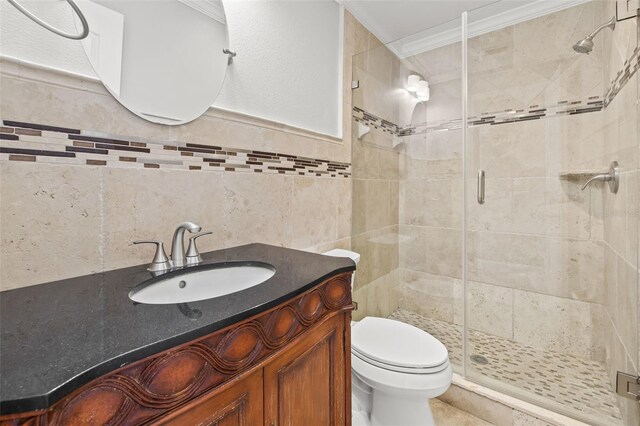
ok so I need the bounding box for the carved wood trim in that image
[1,272,352,425]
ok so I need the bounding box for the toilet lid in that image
[351,317,448,370]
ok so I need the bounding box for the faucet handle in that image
[185,232,212,265]
[133,240,171,272]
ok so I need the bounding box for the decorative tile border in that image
[353,94,604,138]
[354,46,639,138]
[604,45,640,107]
[0,120,351,178]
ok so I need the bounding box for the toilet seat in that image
[351,352,452,395]
[352,350,449,374]
[351,317,449,374]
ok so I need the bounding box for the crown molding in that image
[383,0,591,58]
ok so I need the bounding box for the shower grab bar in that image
[477,170,485,204]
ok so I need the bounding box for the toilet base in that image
[371,390,434,426]
[352,372,439,426]
[351,393,435,426]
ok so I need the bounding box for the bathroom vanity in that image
[0,244,355,425]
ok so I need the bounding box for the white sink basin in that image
[129,263,276,304]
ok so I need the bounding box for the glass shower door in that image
[463,1,637,424]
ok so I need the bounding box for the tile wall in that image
[397,0,616,363]
[600,1,639,424]
[0,11,362,290]
[349,18,412,320]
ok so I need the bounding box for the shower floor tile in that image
[388,309,623,426]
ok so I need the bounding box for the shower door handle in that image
[477,170,485,204]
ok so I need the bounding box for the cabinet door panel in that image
[264,315,346,426]
[156,369,263,426]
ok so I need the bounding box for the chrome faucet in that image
[135,222,212,272]
[170,222,202,267]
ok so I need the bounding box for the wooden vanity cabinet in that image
[157,369,264,426]
[264,315,346,426]
[0,272,353,426]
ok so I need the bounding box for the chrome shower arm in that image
[586,16,616,40]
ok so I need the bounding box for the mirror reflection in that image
[76,0,229,125]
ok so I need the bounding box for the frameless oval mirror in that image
[75,0,229,125]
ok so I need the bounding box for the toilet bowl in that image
[351,316,452,426]
[322,249,452,426]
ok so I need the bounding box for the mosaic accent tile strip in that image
[604,45,640,107]
[354,47,638,139]
[352,107,403,135]
[353,95,605,138]
[0,120,351,178]
[388,309,623,426]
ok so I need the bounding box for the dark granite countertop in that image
[0,243,355,414]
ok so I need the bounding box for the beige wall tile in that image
[336,177,352,240]
[0,162,102,289]
[223,172,293,248]
[102,167,226,271]
[399,269,456,322]
[426,79,462,124]
[604,244,618,317]
[369,269,400,318]
[589,302,607,363]
[291,177,338,249]
[352,178,395,234]
[1,75,171,142]
[468,178,546,236]
[544,178,592,240]
[354,270,399,319]
[399,224,428,273]
[600,26,638,425]
[625,171,638,268]
[604,308,627,387]
[545,238,604,304]
[400,134,429,180]
[411,42,461,86]
[352,226,399,288]
[467,281,514,339]
[613,255,638,361]
[604,167,627,255]
[467,231,546,291]
[502,178,592,240]
[513,290,595,358]
[400,178,462,228]
[426,129,463,179]
[425,227,463,279]
[478,120,546,178]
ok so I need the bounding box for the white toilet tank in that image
[322,249,360,289]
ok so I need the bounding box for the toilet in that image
[323,249,452,426]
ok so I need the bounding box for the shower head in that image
[573,16,615,54]
[573,37,595,54]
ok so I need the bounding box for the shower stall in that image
[349,1,639,424]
